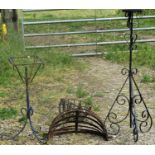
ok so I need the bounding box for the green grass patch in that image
[104,43,155,70]
[141,74,155,83]
[46,52,75,67]
[0,107,17,120]
[0,92,8,97]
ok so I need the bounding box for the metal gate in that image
[22,9,155,56]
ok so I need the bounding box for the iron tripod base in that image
[11,106,48,144]
[105,67,152,142]
[105,9,152,142]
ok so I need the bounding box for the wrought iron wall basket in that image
[48,98,109,141]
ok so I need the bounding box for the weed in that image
[84,96,93,107]
[93,105,100,112]
[76,84,88,98]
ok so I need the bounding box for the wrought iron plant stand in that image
[9,56,48,144]
[105,10,153,142]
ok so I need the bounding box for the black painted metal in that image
[8,56,48,144]
[105,10,153,142]
[48,98,108,140]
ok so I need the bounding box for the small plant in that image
[0,107,17,120]
[76,84,88,98]
[84,96,100,112]
[84,96,93,107]
[93,105,100,112]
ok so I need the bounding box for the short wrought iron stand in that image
[9,56,48,144]
[105,10,153,142]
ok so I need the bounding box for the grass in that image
[141,74,155,83]
[0,92,8,97]
[23,10,119,21]
[0,107,17,120]
[0,26,85,87]
[0,29,24,86]
[105,43,155,70]
[42,51,76,67]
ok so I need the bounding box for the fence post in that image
[0,9,18,32]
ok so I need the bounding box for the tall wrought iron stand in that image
[9,56,48,144]
[105,10,153,142]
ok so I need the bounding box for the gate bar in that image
[24,27,155,37]
[25,39,155,49]
[23,9,74,12]
[23,15,155,25]
[72,52,102,57]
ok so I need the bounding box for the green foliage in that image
[0,107,17,120]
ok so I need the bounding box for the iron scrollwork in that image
[105,10,152,142]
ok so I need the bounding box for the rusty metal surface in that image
[48,98,108,141]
